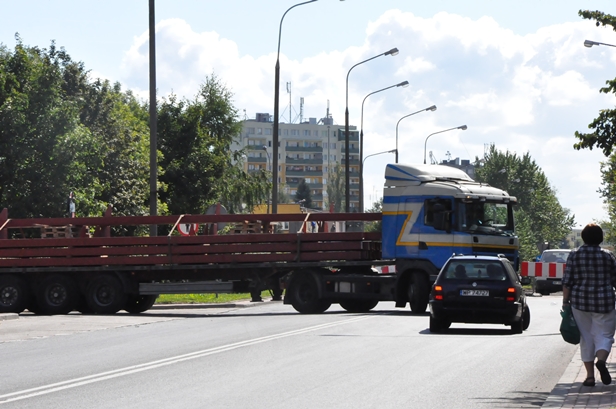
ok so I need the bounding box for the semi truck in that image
[0,164,518,315]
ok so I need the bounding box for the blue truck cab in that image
[382,164,519,312]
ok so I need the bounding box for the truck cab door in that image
[418,198,454,268]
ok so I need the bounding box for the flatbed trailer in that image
[0,208,396,315]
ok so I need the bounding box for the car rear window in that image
[541,251,570,263]
[442,261,507,281]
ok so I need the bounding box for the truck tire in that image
[0,275,30,313]
[86,274,127,314]
[408,273,430,313]
[124,294,158,314]
[36,274,78,315]
[289,273,331,314]
[339,300,378,313]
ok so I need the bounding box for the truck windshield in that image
[456,201,514,236]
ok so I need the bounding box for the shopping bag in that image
[560,305,580,345]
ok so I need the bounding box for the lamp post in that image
[272,0,318,214]
[345,47,399,212]
[359,80,408,212]
[423,125,468,165]
[584,39,616,48]
[395,105,437,163]
[148,0,157,236]
[262,145,271,214]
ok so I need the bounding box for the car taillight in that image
[506,287,516,302]
[433,285,443,300]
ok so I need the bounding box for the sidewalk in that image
[542,343,616,408]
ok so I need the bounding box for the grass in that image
[155,291,272,304]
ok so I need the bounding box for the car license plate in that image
[553,280,562,285]
[460,290,489,296]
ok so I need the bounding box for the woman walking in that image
[563,223,616,386]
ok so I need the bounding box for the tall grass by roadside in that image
[155,291,272,304]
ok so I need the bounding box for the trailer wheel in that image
[86,274,127,314]
[339,300,378,313]
[36,274,78,315]
[0,275,30,313]
[289,273,331,314]
[124,294,158,314]
[408,273,430,313]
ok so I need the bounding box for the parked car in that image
[429,254,530,334]
[534,249,572,295]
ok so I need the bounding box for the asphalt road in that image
[0,295,576,409]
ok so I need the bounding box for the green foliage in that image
[576,10,616,245]
[326,163,345,212]
[365,198,383,232]
[157,75,269,215]
[0,39,86,217]
[474,145,575,261]
[294,178,313,209]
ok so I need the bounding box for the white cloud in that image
[118,11,614,223]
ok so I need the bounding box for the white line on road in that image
[0,315,372,404]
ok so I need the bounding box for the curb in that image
[0,313,19,321]
[541,346,582,408]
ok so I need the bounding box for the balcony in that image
[286,181,323,189]
[285,158,323,165]
[285,146,323,153]
[285,170,323,177]
[247,157,267,163]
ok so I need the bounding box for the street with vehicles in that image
[0,296,575,408]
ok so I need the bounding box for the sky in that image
[2,0,616,227]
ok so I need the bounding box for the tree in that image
[157,75,269,215]
[0,38,92,218]
[326,163,345,212]
[574,10,616,245]
[474,145,575,261]
[294,179,313,209]
[365,198,382,232]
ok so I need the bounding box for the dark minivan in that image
[429,254,530,333]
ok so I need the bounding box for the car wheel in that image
[511,317,523,334]
[430,316,448,333]
[522,305,531,330]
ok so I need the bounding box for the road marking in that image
[0,315,372,404]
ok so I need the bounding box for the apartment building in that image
[233,113,360,210]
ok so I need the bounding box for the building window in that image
[257,128,263,135]
[265,128,271,135]
[283,129,289,136]
[248,127,255,135]
[304,130,310,136]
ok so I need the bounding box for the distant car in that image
[429,254,530,334]
[534,249,572,295]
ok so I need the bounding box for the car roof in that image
[447,254,508,261]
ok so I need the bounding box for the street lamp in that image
[262,145,272,214]
[345,47,399,212]
[584,39,616,48]
[395,105,437,163]
[359,80,408,212]
[361,149,396,211]
[272,0,318,214]
[423,125,468,165]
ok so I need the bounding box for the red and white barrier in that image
[520,261,565,278]
[374,265,397,274]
